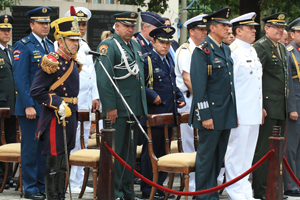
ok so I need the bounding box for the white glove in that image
[58,101,66,120]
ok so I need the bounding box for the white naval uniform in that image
[174,37,196,191]
[55,40,102,188]
[225,38,262,200]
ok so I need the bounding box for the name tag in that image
[213,60,222,64]
[154,68,162,73]
[246,60,252,63]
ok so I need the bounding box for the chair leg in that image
[219,172,226,195]
[19,162,23,197]
[176,173,184,200]
[12,163,19,178]
[92,168,98,200]
[0,163,9,193]
[164,173,175,200]
[65,165,71,193]
[150,170,159,200]
[79,167,90,198]
[184,174,190,200]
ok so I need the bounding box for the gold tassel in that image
[41,53,59,74]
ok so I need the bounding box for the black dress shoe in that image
[115,197,125,200]
[134,177,141,184]
[142,192,165,200]
[39,192,46,197]
[8,180,17,187]
[0,182,9,189]
[284,189,300,196]
[24,193,46,200]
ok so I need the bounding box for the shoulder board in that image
[230,43,238,52]
[197,41,208,50]
[287,45,294,52]
[181,41,190,49]
[107,36,113,40]
[21,36,31,44]
[41,52,59,74]
[81,38,88,44]
[46,38,53,44]
[258,38,267,43]
[143,52,152,58]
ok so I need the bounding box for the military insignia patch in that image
[210,43,214,49]
[0,58,4,64]
[137,51,142,56]
[140,40,145,46]
[99,45,108,54]
[42,8,47,13]
[13,50,21,60]
[250,70,253,75]
[278,14,285,20]
[131,13,135,18]
[163,27,172,33]
[272,55,277,58]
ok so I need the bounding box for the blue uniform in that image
[140,49,185,195]
[135,33,153,55]
[13,32,54,196]
[30,51,79,156]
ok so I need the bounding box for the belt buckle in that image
[72,97,78,104]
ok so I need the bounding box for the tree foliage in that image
[120,0,168,14]
[0,0,20,11]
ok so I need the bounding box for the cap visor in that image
[66,36,82,39]
[215,20,231,25]
[119,21,137,26]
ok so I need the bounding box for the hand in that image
[202,119,214,129]
[106,109,118,124]
[177,101,186,108]
[153,95,162,105]
[58,101,71,120]
[289,111,299,121]
[92,99,100,112]
[261,108,267,125]
[25,107,36,119]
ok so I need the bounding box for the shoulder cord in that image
[176,45,192,74]
[146,56,153,89]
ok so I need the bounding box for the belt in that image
[62,97,78,104]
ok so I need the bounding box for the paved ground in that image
[1,172,300,200]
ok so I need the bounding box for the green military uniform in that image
[252,13,288,199]
[95,12,147,200]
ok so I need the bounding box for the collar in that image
[235,38,252,49]
[188,37,197,50]
[56,48,72,61]
[291,41,300,52]
[139,33,150,45]
[0,43,8,51]
[32,32,44,46]
[115,32,129,45]
[266,35,279,47]
[208,34,221,47]
[153,49,166,61]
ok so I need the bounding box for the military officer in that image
[135,12,165,54]
[174,14,207,192]
[251,13,288,200]
[13,6,54,200]
[0,14,16,190]
[283,17,300,197]
[60,7,100,194]
[224,12,262,200]
[188,7,238,200]
[30,9,81,199]
[140,26,185,199]
[95,12,147,200]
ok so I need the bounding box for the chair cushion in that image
[70,149,100,162]
[136,145,142,159]
[0,143,21,157]
[87,138,97,148]
[158,152,196,167]
[170,140,179,153]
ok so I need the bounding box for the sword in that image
[62,118,72,200]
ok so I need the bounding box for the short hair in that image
[264,22,272,27]
[30,19,35,24]
[141,21,152,30]
[206,20,218,34]
[162,17,170,23]
[101,30,113,41]
[232,25,243,36]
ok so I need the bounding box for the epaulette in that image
[258,38,267,43]
[182,41,190,49]
[143,52,152,58]
[46,38,53,44]
[41,52,59,74]
[21,36,31,44]
[230,43,238,52]
[75,59,83,73]
[197,41,208,50]
[107,36,113,40]
[81,38,88,44]
[287,45,294,52]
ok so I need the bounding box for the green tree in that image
[0,0,20,11]
[120,0,168,14]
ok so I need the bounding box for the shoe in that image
[134,177,141,184]
[24,193,46,200]
[85,186,93,193]
[0,182,9,189]
[133,197,142,200]
[283,194,288,199]
[284,189,300,196]
[39,192,46,197]
[8,180,17,187]
[142,192,165,200]
[157,190,175,199]
[116,197,125,200]
[253,196,265,200]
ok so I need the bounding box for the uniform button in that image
[231,92,233,95]
[266,96,269,99]
[63,87,66,90]
[60,62,63,65]
[218,65,221,68]
[212,102,215,105]
[89,89,91,91]
[15,91,18,94]
[257,68,258,70]
[259,87,261,89]
[250,65,251,67]
[141,86,143,89]
[58,77,60,79]
[172,83,174,85]
[170,74,171,77]
[61,83,64,85]
[196,114,198,116]
[37,59,40,62]
[140,77,142,80]
[65,61,68,64]
[229,72,231,75]
[227,63,228,65]
[258,77,260,80]
[57,67,60,70]
[230,82,232,85]
[0,66,2,68]
[259,96,261,99]
[158,76,161,78]
[65,93,68,96]
[195,109,197,112]
[89,77,91,79]
[173,91,175,94]
[174,100,176,102]
[197,119,200,121]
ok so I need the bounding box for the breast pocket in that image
[212,60,227,79]
[243,61,257,79]
[153,72,166,88]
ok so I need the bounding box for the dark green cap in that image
[262,13,287,26]
[113,11,138,26]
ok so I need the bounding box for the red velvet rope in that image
[104,142,274,196]
[283,156,300,188]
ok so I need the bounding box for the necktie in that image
[4,48,11,63]
[42,39,49,54]
[163,58,170,70]
[149,42,153,49]
[220,45,225,55]
[127,41,134,54]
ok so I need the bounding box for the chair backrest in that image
[0,107,10,145]
[95,110,102,147]
[78,110,90,149]
[177,112,199,151]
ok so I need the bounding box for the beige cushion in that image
[170,140,179,153]
[158,152,196,167]
[136,145,142,159]
[70,149,100,162]
[87,138,98,148]
[0,143,21,157]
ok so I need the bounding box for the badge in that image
[137,51,142,56]
[154,68,162,73]
[140,40,145,46]
[34,55,41,59]
[213,60,221,64]
[99,45,108,54]
[272,55,277,58]
[210,43,214,49]
[250,70,253,75]
[0,58,4,65]
[246,60,252,63]
[13,50,21,55]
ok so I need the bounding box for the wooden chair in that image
[146,113,197,200]
[0,107,23,197]
[87,112,102,148]
[68,110,101,200]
